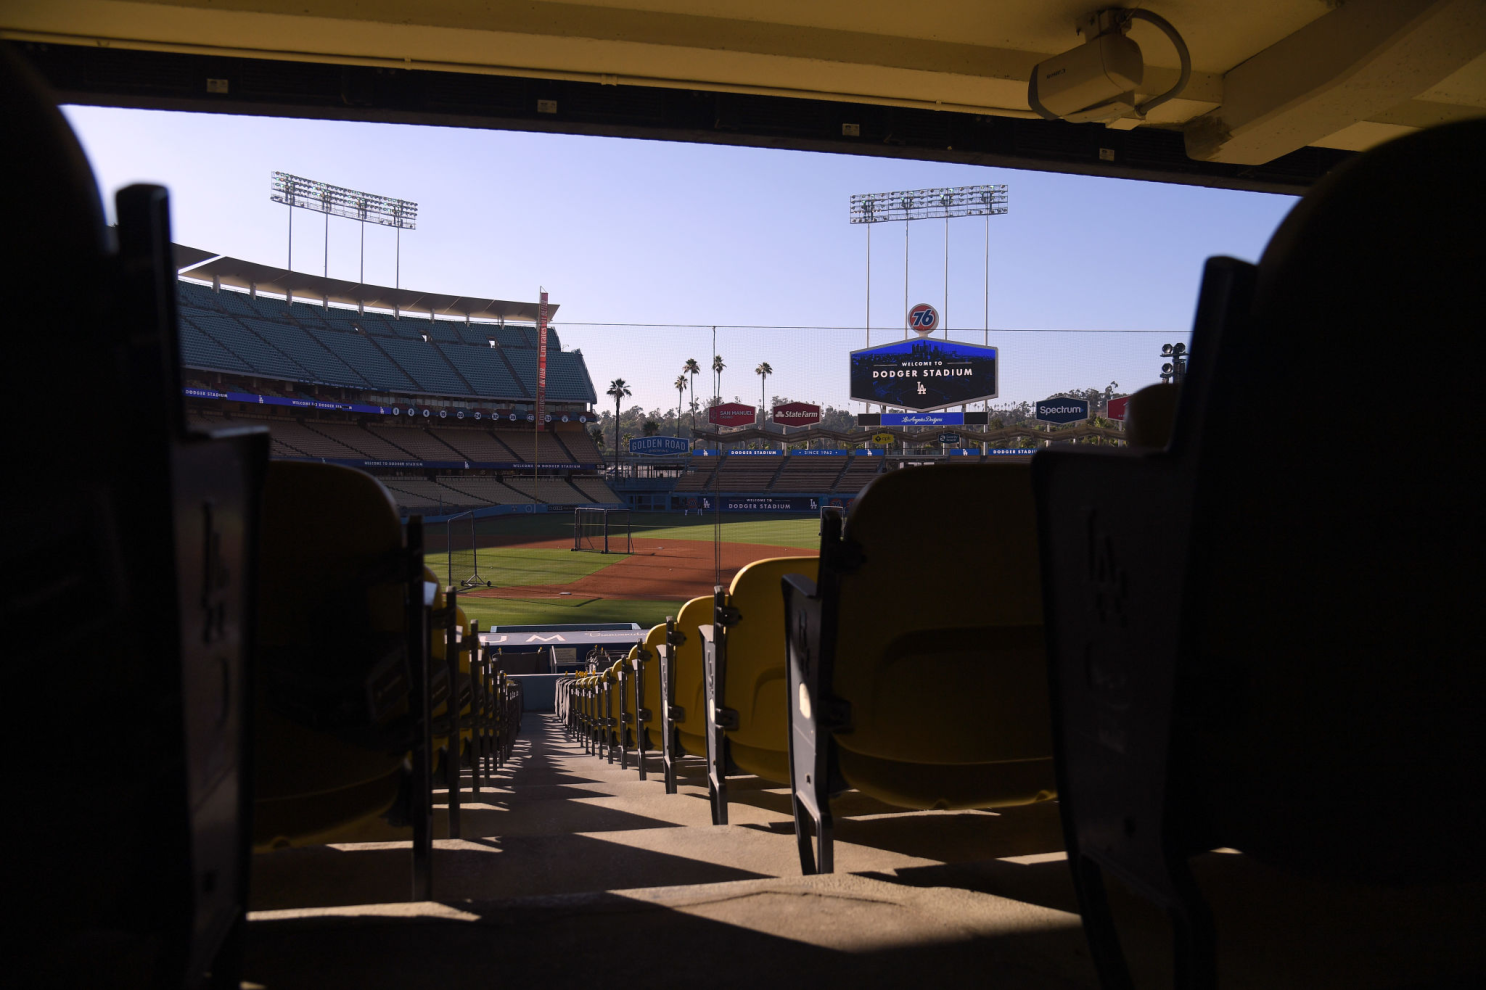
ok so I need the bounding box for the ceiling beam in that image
[1185,0,1486,164]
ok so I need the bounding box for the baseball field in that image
[423,511,819,630]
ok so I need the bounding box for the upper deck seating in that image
[305,327,418,392]
[699,556,819,823]
[783,462,1055,874]
[436,342,525,396]
[374,336,469,395]
[1033,120,1486,989]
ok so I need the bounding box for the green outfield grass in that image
[458,596,679,631]
[428,546,614,588]
[627,513,819,548]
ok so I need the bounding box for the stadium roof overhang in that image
[176,247,554,322]
[5,2,1484,193]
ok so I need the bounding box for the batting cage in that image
[573,506,633,554]
[444,510,490,588]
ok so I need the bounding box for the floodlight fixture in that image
[271,172,417,229]
[271,171,417,288]
[850,184,1009,223]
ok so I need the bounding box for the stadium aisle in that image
[243,714,1486,989]
[245,712,1097,988]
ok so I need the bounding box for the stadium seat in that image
[1033,119,1486,989]
[253,463,433,848]
[655,596,712,793]
[700,556,819,824]
[5,48,270,986]
[782,463,1056,874]
[1123,383,1179,449]
[635,622,669,779]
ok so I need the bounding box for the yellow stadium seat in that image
[253,461,414,852]
[700,556,819,824]
[655,596,711,793]
[782,462,1055,873]
[635,622,668,779]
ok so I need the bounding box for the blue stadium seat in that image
[376,336,472,394]
[244,317,368,386]
[188,313,310,381]
[436,342,525,397]
[306,327,417,393]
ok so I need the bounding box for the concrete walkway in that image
[244,713,1486,989]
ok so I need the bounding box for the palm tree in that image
[606,378,631,468]
[683,358,701,432]
[711,354,725,403]
[673,374,688,436]
[755,362,773,426]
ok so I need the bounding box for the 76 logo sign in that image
[907,303,940,334]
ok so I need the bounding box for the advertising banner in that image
[708,402,756,427]
[1035,397,1090,424]
[850,338,997,411]
[1107,395,1130,421]
[936,432,961,444]
[628,436,690,455]
[699,496,821,512]
[772,402,821,427]
[871,432,896,446]
[880,411,964,426]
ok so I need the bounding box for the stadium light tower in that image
[271,172,417,288]
[1160,342,1189,384]
[850,184,1009,342]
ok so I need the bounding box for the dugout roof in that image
[176,246,555,322]
[6,2,1484,193]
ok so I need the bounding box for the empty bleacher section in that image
[265,420,369,460]
[711,456,783,491]
[431,428,518,462]
[569,477,622,503]
[833,456,884,492]
[554,427,603,463]
[673,457,719,491]
[502,476,589,504]
[434,475,532,505]
[363,424,463,462]
[771,455,848,491]
[497,430,574,465]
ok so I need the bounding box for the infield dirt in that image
[462,537,801,602]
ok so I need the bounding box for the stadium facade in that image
[175,248,619,516]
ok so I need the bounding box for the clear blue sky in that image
[63,105,1297,415]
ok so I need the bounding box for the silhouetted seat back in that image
[1033,119,1486,989]
[5,48,268,986]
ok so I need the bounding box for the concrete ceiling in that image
[5,0,1484,164]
